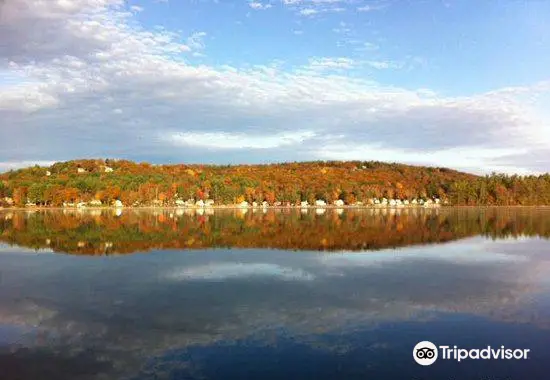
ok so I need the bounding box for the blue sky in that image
[0,0,549,173]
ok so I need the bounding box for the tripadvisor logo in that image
[413,341,530,366]
[413,341,438,366]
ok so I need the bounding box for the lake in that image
[1,207,550,379]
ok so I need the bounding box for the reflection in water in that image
[1,208,549,255]
[0,209,550,379]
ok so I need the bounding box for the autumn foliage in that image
[0,159,549,207]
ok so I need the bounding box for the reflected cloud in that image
[165,263,315,281]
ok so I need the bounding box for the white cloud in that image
[0,161,56,172]
[316,144,534,175]
[169,131,316,149]
[356,1,389,12]
[284,0,349,16]
[366,60,403,70]
[0,0,548,174]
[249,1,273,10]
[299,8,318,16]
[306,57,356,71]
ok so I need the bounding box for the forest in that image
[0,159,549,207]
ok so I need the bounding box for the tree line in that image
[0,159,549,206]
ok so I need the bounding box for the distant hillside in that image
[0,159,549,207]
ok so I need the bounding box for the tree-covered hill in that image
[0,159,549,206]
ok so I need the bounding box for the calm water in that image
[1,208,550,379]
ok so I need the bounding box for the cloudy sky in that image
[0,0,549,174]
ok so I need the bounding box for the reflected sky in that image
[1,210,550,379]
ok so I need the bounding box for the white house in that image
[238,201,249,208]
[76,202,87,208]
[315,200,326,207]
[389,199,397,206]
[175,199,185,207]
[274,201,282,207]
[77,167,87,174]
[45,171,51,176]
[381,198,388,205]
[435,198,441,204]
[333,199,344,207]
[205,199,215,207]
[104,166,114,173]
[300,201,309,207]
[374,199,381,205]
[114,200,123,208]
[411,199,418,205]
[90,199,102,206]
[195,199,205,207]
[262,201,269,208]
[403,200,410,205]
[252,201,258,208]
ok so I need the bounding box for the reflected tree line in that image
[0,208,549,255]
